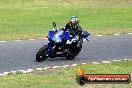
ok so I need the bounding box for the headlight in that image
[52,35,62,43]
[55,37,61,43]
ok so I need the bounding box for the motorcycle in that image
[36,22,90,62]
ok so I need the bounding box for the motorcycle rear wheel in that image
[66,45,82,60]
[66,54,75,60]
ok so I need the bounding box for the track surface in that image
[0,34,132,73]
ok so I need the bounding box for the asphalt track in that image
[0,34,132,73]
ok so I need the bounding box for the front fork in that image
[47,42,54,55]
[47,42,60,56]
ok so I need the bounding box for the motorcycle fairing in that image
[62,31,72,41]
[82,31,90,39]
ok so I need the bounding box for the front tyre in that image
[36,45,48,62]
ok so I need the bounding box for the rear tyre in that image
[36,45,48,62]
[66,49,75,60]
[66,45,82,60]
[66,55,75,60]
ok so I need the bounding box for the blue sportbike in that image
[36,22,90,62]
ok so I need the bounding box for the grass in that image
[0,60,132,88]
[0,0,132,40]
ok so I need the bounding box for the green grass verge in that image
[0,60,132,88]
[0,0,132,40]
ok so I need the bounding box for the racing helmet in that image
[69,16,79,29]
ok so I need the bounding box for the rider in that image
[64,16,83,45]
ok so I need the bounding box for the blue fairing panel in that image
[48,31,55,40]
[63,31,72,41]
[82,31,90,38]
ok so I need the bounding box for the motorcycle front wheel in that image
[36,45,48,62]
